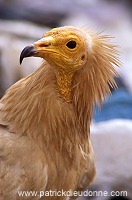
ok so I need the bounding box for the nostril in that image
[39,44,49,47]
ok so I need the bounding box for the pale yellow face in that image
[34,26,89,73]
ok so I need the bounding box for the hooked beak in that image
[20,36,54,64]
[20,45,38,65]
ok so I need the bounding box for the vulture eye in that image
[66,41,77,49]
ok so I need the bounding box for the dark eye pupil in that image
[66,41,76,49]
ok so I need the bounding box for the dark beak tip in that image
[20,44,35,65]
[20,55,23,65]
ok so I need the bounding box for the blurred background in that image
[0,0,132,199]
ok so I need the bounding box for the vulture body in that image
[0,26,119,200]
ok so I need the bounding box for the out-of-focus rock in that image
[0,20,49,96]
[89,119,132,199]
[0,0,69,27]
[0,20,49,40]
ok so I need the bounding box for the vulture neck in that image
[3,62,92,150]
[55,69,74,103]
